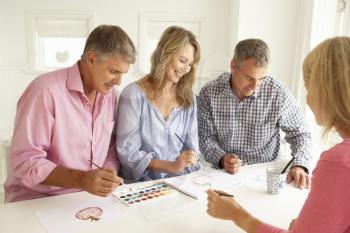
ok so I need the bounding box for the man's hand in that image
[42,166,123,197]
[82,168,123,197]
[219,154,241,174]
[286,166,311,189]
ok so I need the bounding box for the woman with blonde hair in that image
[206,36,350,232]
[116,26,201,182]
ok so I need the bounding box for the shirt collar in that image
[66,62,107,105]
[222,74,235,97]
[67,62,84,94]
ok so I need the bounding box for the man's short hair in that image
[233,38,270,67]
[81,25,136,64]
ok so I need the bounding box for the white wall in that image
[0,0,233,137]
[0,0,306,137]
[235,0,301,89]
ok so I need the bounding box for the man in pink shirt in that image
[4,25,136,202]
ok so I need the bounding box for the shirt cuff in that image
[205,149,226,168]
[291,164,309,174]
[292,157,310,174]
[21,160,57,187]
[132,152,155,180]
[257,222,286,233]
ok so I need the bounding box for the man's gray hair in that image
[233,38,270,67]
[81,25,136,64]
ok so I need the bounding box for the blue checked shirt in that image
[198,72,312,170]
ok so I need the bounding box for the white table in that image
[0,162,309,233]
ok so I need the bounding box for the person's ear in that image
[86,51,97,66]
[230,59,239,72]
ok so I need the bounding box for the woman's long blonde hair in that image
[303,36,350,135]
[147,26,200,108]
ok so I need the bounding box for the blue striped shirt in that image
[116,82,199,182]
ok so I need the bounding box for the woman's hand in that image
[171,150,198,173]
[207,189,262,233]
[207,189,238,220]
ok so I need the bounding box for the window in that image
[336,0,350,35]
[138,12,205,75]
[27,11,94,71]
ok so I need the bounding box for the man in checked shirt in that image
[198,38,311,189]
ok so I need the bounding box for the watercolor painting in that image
[75,207,103,221]
[165,168,242,200]
[36,196,127,233]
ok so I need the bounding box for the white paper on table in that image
[239,161,286,191]
[36,196,127,233]
[164,168,242,200]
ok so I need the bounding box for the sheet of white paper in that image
[36,196,127,233]
[165,168,242,200]
[239,160,287,191]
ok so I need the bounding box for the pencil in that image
[215,190,234,197]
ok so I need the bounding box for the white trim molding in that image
[25,10,95,72]
[291,0,314,111]
[137,11,208,75]
[336,0,350,35]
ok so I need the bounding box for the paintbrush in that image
[280,157,295,174]
[174,133,190,150]
[88,159,103,170]
[174,133,204,168]
[88,159,124,185]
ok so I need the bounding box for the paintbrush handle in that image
[215,190,234,197]
[280,157,295,174]
[89,160,124,185]
[174,133,189,150]
[88,160,103,170]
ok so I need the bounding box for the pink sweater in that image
[258,138,350,233]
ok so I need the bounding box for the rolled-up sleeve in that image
[116,87,155,180]
[198,87,226,166]
[185,97,200,155]
[279,89,312,171]
[10,87,57,187]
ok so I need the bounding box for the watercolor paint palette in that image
[114,182,176,206]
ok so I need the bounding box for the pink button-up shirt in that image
[4,63,119,202]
